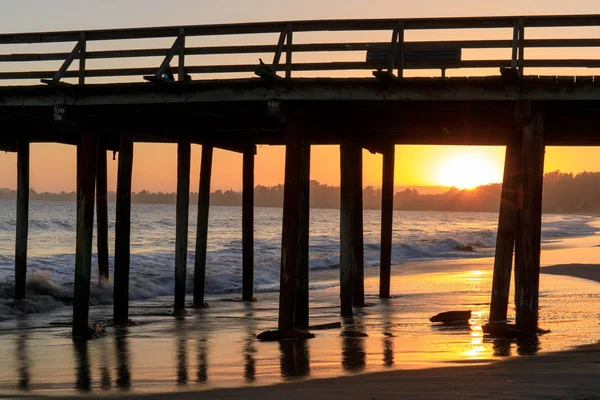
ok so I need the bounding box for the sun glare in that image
[436,155,502,189]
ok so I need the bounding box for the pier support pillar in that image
[242,147,255,301]
[379,145,395,299]
[515,107,545,335]
[73,129,98,339]
[340,140,364,316]
[294,140,311,329]
[489,131,523,322]
[174,140,191,315]
[96,139,109,284]
[113,133,134,325]
[193,145,213,307]
[277,118,303,333]
[15,140,29,300]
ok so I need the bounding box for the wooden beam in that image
[178,29,186,82]
[193,145,213,307]
[242,148,255,301]
[174,139,191,315]
[113,132,134,325]
[489,126,523,322]
[518,17,525,74]
[278,117,303,333]
[379,145,394,299]
[294,139,311,328]
[514,108,544,335]
[78,33,86,85]
[14,140,29,300]
[96,139,109,284]
[285,24,293,79]
[72,129,98,340]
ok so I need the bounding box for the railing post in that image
[518,17,525,75]
[285,24,293,79]
[389,21,405,78]
[78,32,86,85]
[178,28,186,82]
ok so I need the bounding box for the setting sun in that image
[436,154,502,189]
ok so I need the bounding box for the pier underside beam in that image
[113,133,134,325]
[515,108,545,334]
[489,126,523,322]
[174,139,191,315]
[277,117,303,333]
[15,140,29,300]
[242,148,255,301]
[193,145,213,307]
[294,139,311,328]
[379,145,395,299]
[96,139,109,284]
[340,140,365,316]
[73,129,98,339]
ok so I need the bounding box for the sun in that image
[436,154,502,189]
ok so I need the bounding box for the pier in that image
[3,14,600,339]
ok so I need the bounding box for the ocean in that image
[0,200,600,394]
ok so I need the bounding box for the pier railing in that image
[1,14,600,84]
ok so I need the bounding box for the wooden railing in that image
[1,14,600,85]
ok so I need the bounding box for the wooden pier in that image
[3,14,600,339]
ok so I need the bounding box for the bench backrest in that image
[366,48,462,69]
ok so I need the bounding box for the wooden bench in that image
[366,48,461,78]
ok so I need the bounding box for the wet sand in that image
[38,342,600,400]
[1,244,600,398]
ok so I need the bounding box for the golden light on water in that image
[436,154,502,189]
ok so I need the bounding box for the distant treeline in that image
[0,171,598,213]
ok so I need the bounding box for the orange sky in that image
[1,0,600,192]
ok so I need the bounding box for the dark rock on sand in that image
[430,310,472,324]
[256,330,315,341]
[455,245,475,252]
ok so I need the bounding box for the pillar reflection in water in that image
[73,340,91,392]
[15,326,30,391]
[517,336,540,356]
[279,340,310,380]
[115,327,131,391]
[243,307,257,383]
[341,318,367,373]
[381,299,394,368]
[176,322,189,386]
[99,338,112,390]
[493,338,512,357]
[196,336,208,384]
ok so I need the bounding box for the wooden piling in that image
[379,146,394,299]
[174,140,191,315]
[294,139,311,328]
[113,133,134,325]
[353,148,365,308]
[96,139,109,284]
[277,119,303,333]
[15,140,29,300]
[193,145,213,307]
[489,130,523,322]
[515,110,545,334]
[73,130,98,339]
[242,148,255,301]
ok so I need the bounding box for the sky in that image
[1,0,600,193]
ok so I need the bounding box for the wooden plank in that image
[96,139,109,284]
[51,40,83,83]
[272,27,287,68]
[193,145,213,307]
[379,146,394,299]
[155,35,184,79]
[518,18,525,74]
[72,129,98,340]
[511,19,519,69]
[488,126,522,322]
[113,132,134,325]
[14,140,29,300]
[514,109,545,335]
[278,117,303,333]
[294,139,311,328]
[174,139,191,315]
[242,148,255,301]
